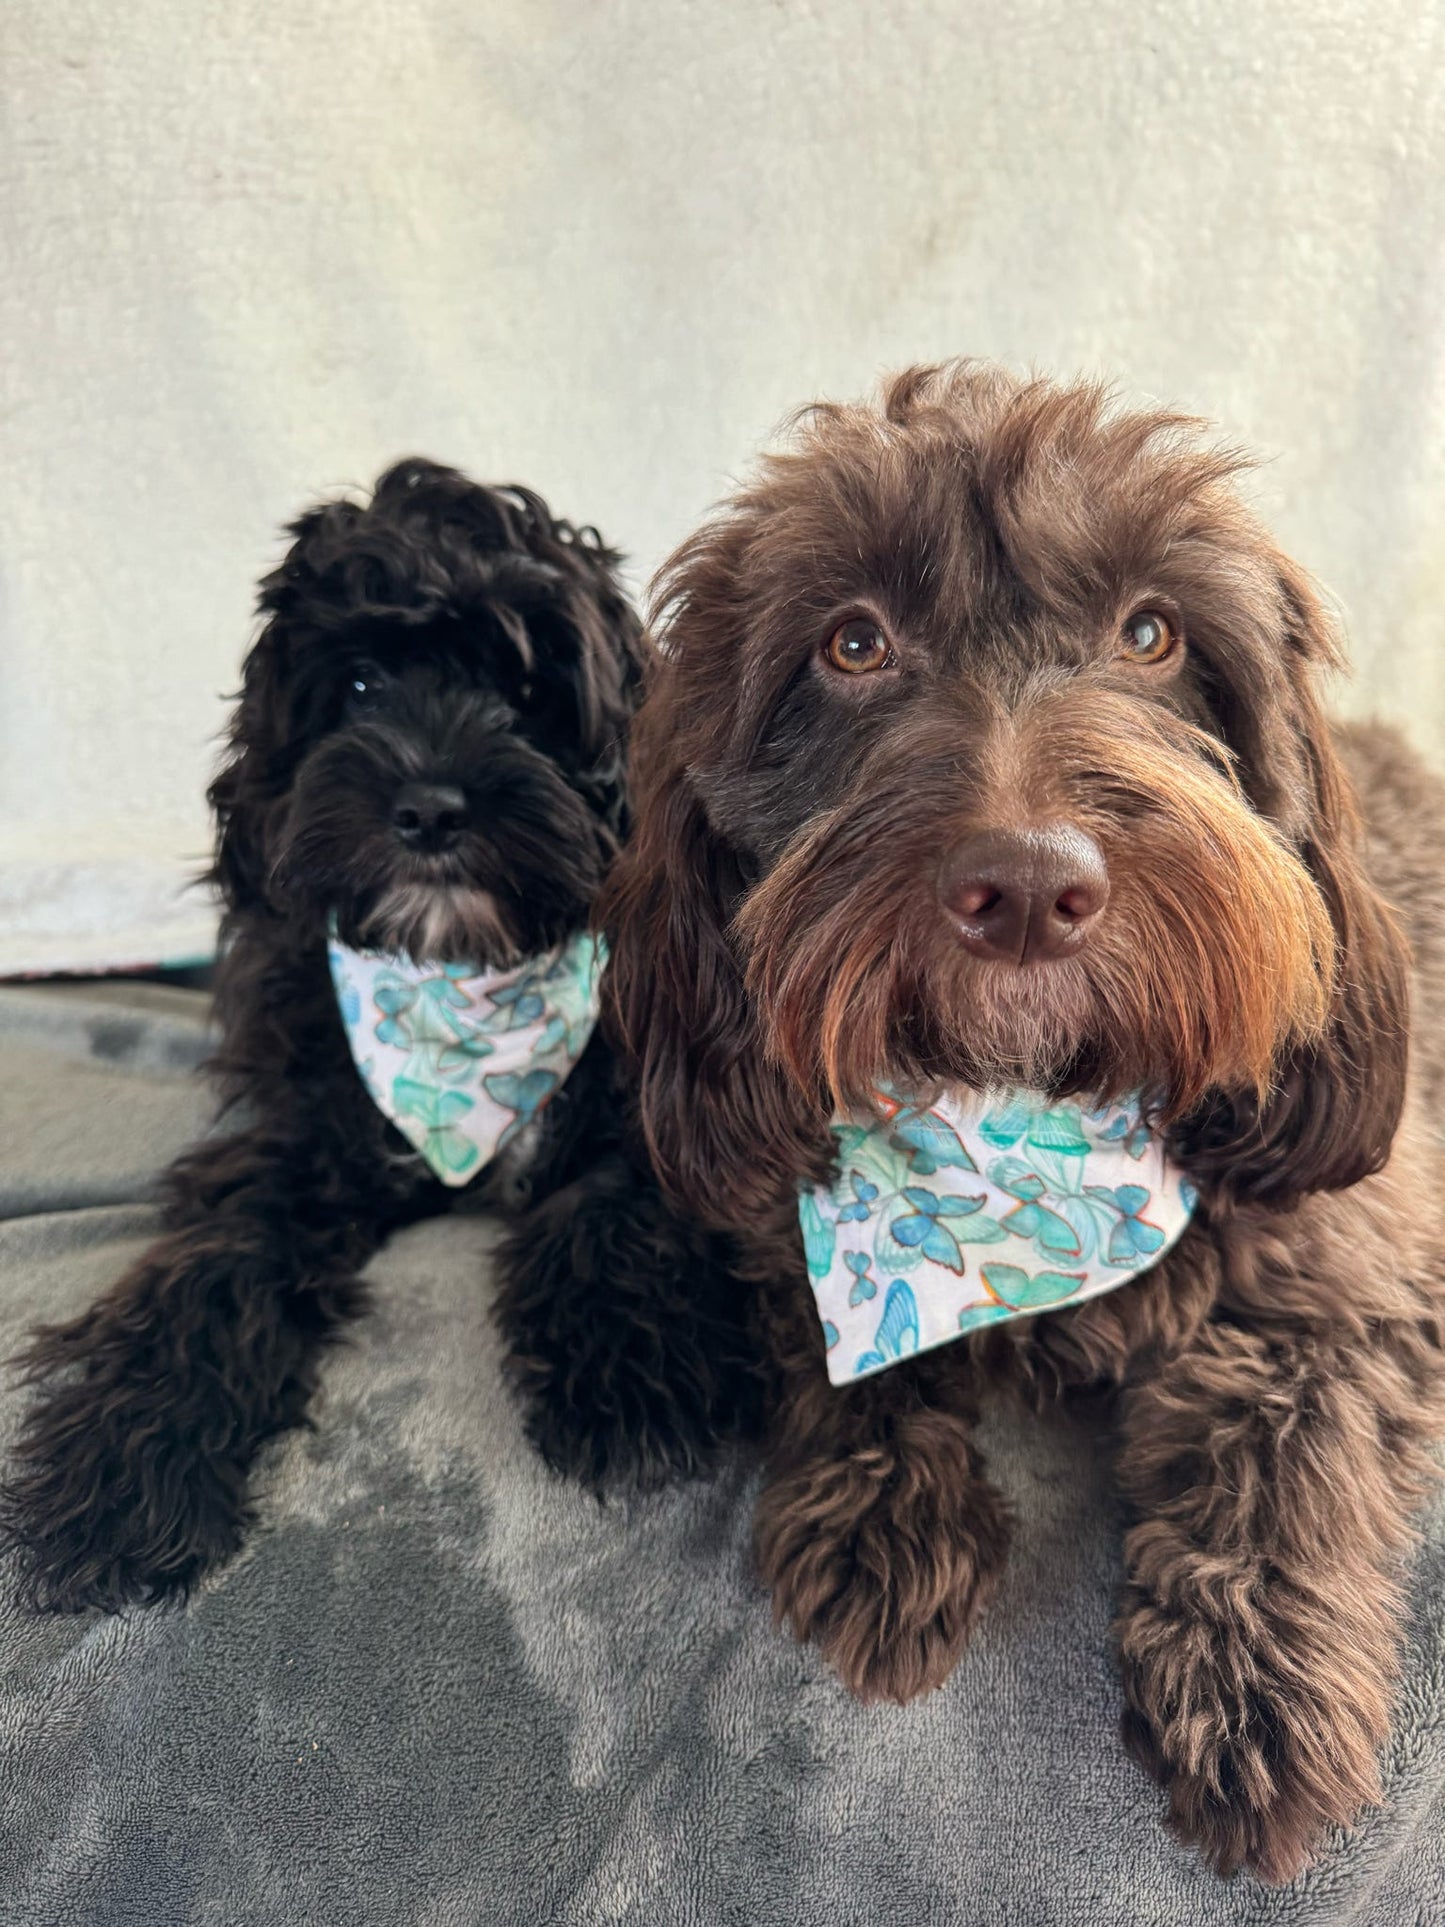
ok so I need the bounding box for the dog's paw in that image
[495,1170,759,1493]
[1117,1572,1392,1883]
[510,1312,755,1493]
[1,1380,251,1613]
[755,1437,1012,1702]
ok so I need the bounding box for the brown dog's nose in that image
[938,826,1109,963]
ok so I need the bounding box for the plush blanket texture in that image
[1,981,1442,1926]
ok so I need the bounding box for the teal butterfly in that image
[1089,1110,1153,1160]
[999,1174,1084,1258]
[980,1262,1087,1310]
[391,1077,481,1178]
[434,1029,495,1078]
[887,1108,979,1177]
[1085,1183,1166,1263]
[838,1173,878,1223]
[889,1185,992,1274]
[799,1190,836,1282]
[533,1014,572,1055]
[484,1067,560,1149]
[375,971,475,1052]
[957,1302,1016,1335]
[482,985,548,1032]
[976,1097,1034,1149]
[845,1250,878,1306]
[373,976,421,1047]
[854,1279,920,1374]
[1019,1106,1090,1155]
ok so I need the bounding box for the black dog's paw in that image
[1,1397,251,1613]
[515,1321,746,1493]
[0,1290,265,1613]
[494,1171,757,1493]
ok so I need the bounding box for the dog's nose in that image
[391,782,470,853]
[938,826,1109,963]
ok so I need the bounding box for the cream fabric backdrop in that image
[2,0,1442,970]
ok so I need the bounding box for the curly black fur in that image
[2,459,753,1613]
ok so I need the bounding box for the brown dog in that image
[599,363,1445,1882]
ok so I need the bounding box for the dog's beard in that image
[270,726,609,966]
[735,701,1336,1121]
[353,878,519,966]
[915,959,1099,1091]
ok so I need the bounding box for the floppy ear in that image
[553,545,645,837]
[1176,563,1411,1205]
[598,716,821,1228]
[207,629,291,918]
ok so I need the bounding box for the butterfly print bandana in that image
[327,928,604,1186]
[800,1090,1197,1386]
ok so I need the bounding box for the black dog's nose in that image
[390,783,470,854]
[939,826,1109,963]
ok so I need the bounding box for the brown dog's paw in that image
[1117,1572,1392,1883]
[755,1418,1012,1702]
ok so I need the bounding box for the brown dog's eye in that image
[824,618,894,675]
[1117,610,1179,665]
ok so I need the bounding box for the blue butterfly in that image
[434,1029,494,1078]
[373,976,421,1047]
[482,985,547,1032]
[889,1185,990,1274]
[1085,1183,1166,1264]
[484,1067,560,1149]
[845,1250,878,1306]
[887,1108,978,1177]
[838,1172,879,1223]
[534,1014,571,1055]
[854,1279,920,1374]
[1091,1111,1153,1159]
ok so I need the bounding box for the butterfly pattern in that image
[327,929,604,1185]
[801,1089,1197,1385]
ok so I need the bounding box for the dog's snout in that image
[390,782,470,854]
[938,826,1109,964]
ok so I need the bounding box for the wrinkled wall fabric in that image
[3,0,1442,968]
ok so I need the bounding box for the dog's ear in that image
[552,540,644,832]
[598,718,818,1228]
[497,491,645,826]
[209,500,367,916]
[207,628,291,917]
[1177,559,1411,1204]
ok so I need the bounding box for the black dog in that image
[2,460,746,1612]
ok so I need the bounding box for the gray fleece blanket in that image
[1,982,1443,1927]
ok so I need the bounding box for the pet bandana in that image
[800,1090,1197,1385]
[327,928,605,1185]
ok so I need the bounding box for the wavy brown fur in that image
[599,363,1445,1883]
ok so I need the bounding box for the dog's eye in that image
[824,618,894,675]
[1117,611,1179,665]
[348,662,386,707]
